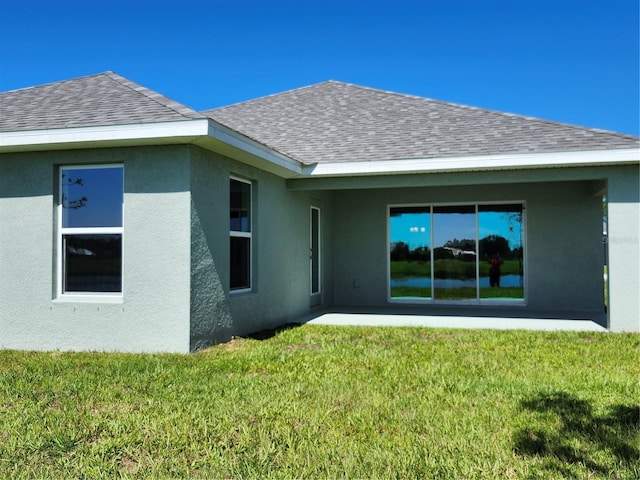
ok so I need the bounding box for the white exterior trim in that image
[3,120,636,179]
[1,120,210,149]
[303,148,640,177]
[0,119,306,177]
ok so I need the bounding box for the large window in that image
[230,177,252,292]
[58,165,123,295]
[389,203,524,303]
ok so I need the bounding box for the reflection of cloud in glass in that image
[391,206,523,250]
[390,212,430,250]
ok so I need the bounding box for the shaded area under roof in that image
[0,71,204,132]
[203,81,639,164]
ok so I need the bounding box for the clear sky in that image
[1,0,638,135]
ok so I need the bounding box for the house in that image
[1,72,638,353]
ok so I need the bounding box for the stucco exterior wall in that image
[0,146,192,353]
[329,179,605,315]
[188,146,332,347]
[606,164,640,332]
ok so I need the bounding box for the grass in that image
[1,326,638,479]
[391,259,522,279]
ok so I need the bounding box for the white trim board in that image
[303,148,640,177]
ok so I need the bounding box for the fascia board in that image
[0,118,305,178]
[302,148,640,177]
[0,119,211,151]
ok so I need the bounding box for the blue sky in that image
[1,0,638,135]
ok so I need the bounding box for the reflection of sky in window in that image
[478,212,522,248]
[230,180,251,232]
[62,167,123,228]
[433,213,476,247]
[390,212,430,250]
[391,207,523,250]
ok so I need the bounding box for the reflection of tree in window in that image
[61,174,88,210]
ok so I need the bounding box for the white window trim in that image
[230,176,253,294]
[57,164,124,298]
[387,201,527,306]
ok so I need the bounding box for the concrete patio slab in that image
[304,312,608,332]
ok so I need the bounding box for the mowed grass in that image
[1,326,638,479]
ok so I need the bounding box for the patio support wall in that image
[327,179,606,318]
[606,164,640,332]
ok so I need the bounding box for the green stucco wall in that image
[606,164,640,332]
[327,177,607,316]
[0,146,192,353]
[188,146,333,349]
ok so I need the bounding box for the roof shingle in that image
[203,80,639,164]
[0,71,204,132]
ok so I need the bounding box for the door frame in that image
[310,205,322,306]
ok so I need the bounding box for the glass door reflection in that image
[433,205,477,301]
[478,204,524,301]
[389,206,431,299]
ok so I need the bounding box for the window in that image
[230,177,252,292]
[58,165,123,295]
[389,203,524,303]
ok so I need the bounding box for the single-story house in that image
[1,72,638,353]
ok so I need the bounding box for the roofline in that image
[0,119,211,150]
[204,119,303,176]
[302,148,640,177]
[0,119,304,178]
[1,122,637,179]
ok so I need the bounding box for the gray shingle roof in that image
[0,71,204,132]
[203,80,639,164]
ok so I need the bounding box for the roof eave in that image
[0,119,305,178]
[0,119,211,152]
[301,148,640,177]
[200,119,304,178]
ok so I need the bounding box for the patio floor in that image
[300,306,608,332]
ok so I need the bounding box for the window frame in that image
[229,176,253,294]
[387,201,526,305]
[57,164,124,298]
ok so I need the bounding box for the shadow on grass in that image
[243,323,302,341]
[514,391,640,478]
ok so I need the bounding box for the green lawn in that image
[1,326,638,479]
[391,259,523,279]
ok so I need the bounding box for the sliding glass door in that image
[389,203,524,303]
[478,204,524,301]
[389,207,431,299]
[433,205,477,301]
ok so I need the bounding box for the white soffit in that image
[302,148,640,177]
